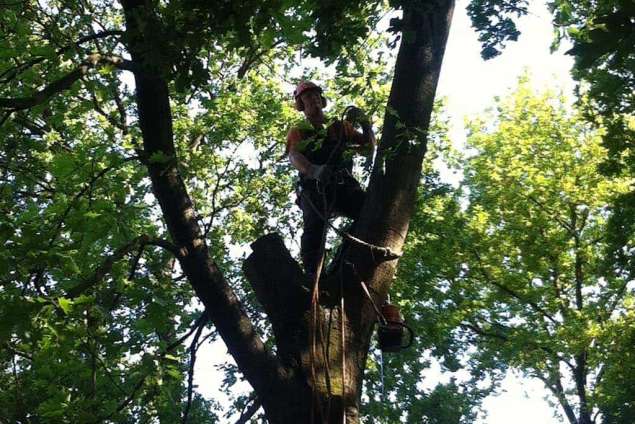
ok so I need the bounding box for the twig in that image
[182,316,206,424]
[97,313,208,423]
[0,111,12,128]
[166,313,208,353]
[527,195,575,235]
[237,40,284,79]
[66,234,179,298]
[471,249,560,326]
[234,396,261,424]
[0,30,124,84]
[105,375,147,421]
[48,155,140,249]
[3,343,34,361]
[462,321,575,371]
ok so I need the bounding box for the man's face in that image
[300,89,325,123]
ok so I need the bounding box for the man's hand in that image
[310,164,332,182]
[345,106,370,126]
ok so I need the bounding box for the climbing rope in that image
[306,107,355,424]
[302,106,401,423]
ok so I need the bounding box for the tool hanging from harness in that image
[377,302,414,352]
[358,279,414,353]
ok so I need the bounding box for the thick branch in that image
[0,55,134,111]
[121,0,289,413]
[66,235,178,298]
[536,371,578,424]
[574,351,592,424]
[243,234,309,365]
[349,0,456,298]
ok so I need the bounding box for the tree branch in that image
[121,0,289,411]
[166,313,209,357]
[47,155,140,249]
[66,235,179,298]
[98,312,209,422]
[536,371,578,424]
[462,321,575,370]
[0,30,125,84]
[0,111,11,128]
[3,343,34,361]
[182,316,206,424]
[527,195,575,235]
[243,233,310,365]
[237,40,284,79]
[234,396,262,424]
[0,54,134,111]
[472,249,560,326]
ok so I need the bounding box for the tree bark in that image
[121,0,455,421]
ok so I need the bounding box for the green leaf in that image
[58,297,73,314]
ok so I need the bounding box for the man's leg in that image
[300,188,327,276]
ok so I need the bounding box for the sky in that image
[195,1,576,422]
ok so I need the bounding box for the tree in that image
[0,0,461,422]
[398,78,634,424]
[550,0,634,176]
[550,0,635,298]
[11,0,626,421]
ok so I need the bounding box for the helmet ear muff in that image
[295,97,305,111]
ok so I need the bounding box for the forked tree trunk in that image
[121,0,454,422]
[245,2,455,421]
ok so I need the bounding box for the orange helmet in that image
[293,81,327,111]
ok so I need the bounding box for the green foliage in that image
[2,0,631,422]
[554,0,635,177]
[596,322,635,424]
[549,1,635,291]
[0,0,399,420]
[466,0,529,59]
[399,78,634,423]
[360,101,492,424]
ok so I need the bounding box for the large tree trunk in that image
[121,0,454,421]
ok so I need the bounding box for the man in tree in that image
[286,81,376,277]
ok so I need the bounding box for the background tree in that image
[397,78,633,424]
[550,0,635,303]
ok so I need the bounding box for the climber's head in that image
[294,81,327,126]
